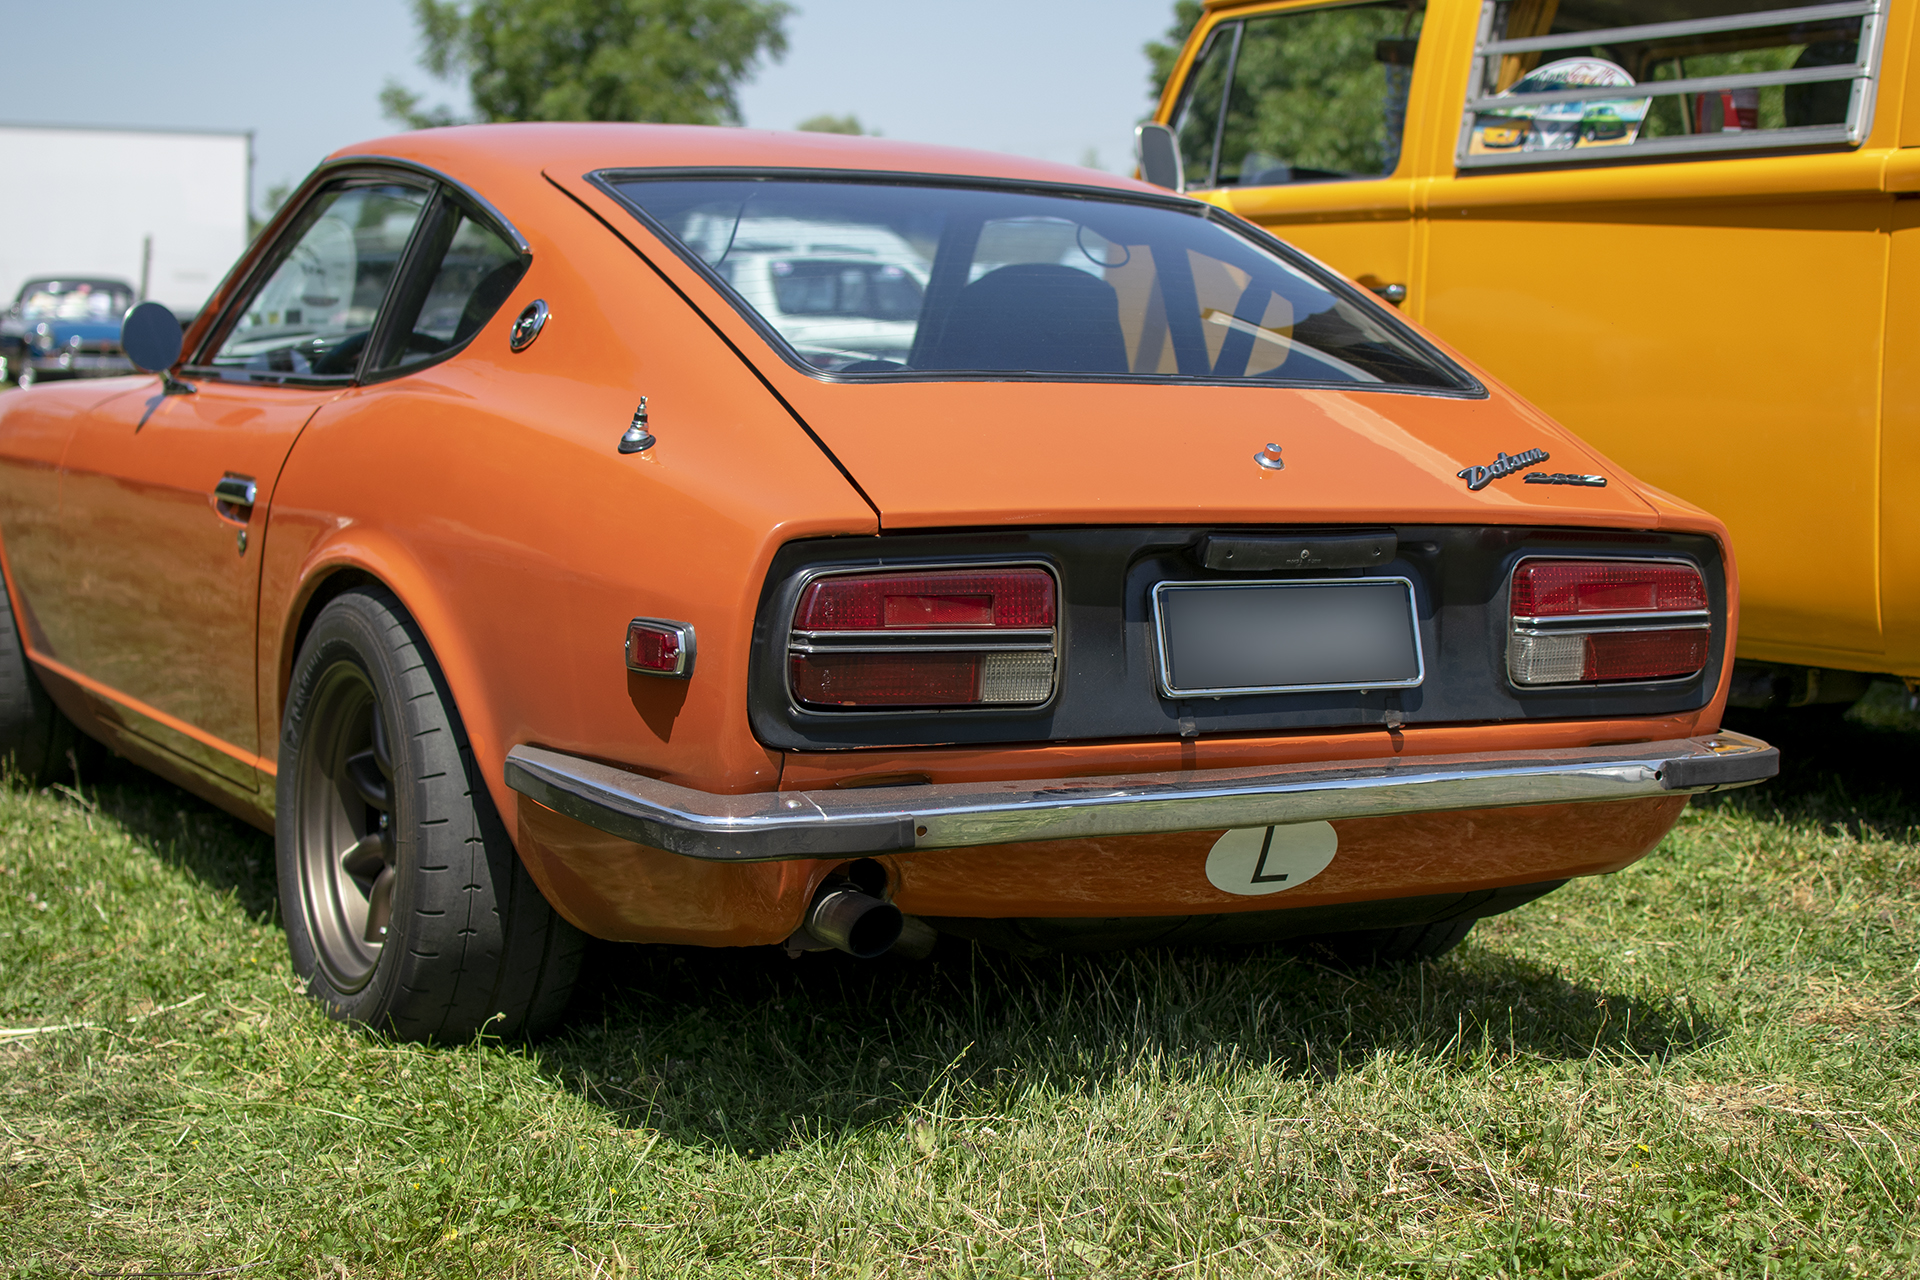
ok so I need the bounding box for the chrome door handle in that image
[213,474,257,522]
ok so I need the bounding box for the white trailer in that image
[0,123,251,317]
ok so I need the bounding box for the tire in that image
[0,568,77,784]
[1300,916,1477,967]
[277,588,584,1041]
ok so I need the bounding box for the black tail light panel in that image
[748,525,1726,752]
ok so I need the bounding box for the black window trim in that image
[184,155,531,388]
[588,165,1484,399]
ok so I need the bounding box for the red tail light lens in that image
[1510,559,1706,617]
[625,618,694,677]
[1508,558,1710,686]
[789,567,1057,710]
[795,569,1056,631]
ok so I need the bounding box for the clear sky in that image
[1,0,1180,215]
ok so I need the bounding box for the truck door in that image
[1418,0,1898,665]
[1162,0,1432,308]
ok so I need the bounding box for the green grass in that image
[4,691,1920,1277]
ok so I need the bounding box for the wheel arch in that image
[269,537,512,826]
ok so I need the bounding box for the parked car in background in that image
[1147,0,1918,711]
[0,277,137,386]
[685,215,929,369]
[0,124,1773,1042]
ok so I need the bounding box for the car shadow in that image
[531,688,1920,1155]
[1718,685,1920,833]
[61,749,280,922]
[533,929,1715,1157]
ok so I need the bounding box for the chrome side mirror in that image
[1135,122,1185,193]
[122,301,194,395]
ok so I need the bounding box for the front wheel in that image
[277,588,584,1041]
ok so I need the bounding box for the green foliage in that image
[382,0,792,128]
[1230,9,1420,178]
[1145,0,1204,102]
[795,113,863,135]
[4,692,1920,1273]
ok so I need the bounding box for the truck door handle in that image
[213,474,257,521]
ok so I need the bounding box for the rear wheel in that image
[277,588,584,1041]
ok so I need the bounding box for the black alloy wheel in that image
[0,564,79,784]
[278,588,584,1041]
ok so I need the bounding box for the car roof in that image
[327,122,1164,199]
[18,277,135,295]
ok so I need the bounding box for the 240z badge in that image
[1457,448,1549,491]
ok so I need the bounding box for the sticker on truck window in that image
[1469,57,1650,155]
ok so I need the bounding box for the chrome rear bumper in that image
[503,730,1776,864]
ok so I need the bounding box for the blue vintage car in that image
[0,278,138,386]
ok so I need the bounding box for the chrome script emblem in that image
[1457,447,1548,491]
[1525,471,1607,487]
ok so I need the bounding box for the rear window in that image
[602,175,1473,391]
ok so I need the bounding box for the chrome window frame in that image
[1455,0,1888,172]
[182,155,531,388]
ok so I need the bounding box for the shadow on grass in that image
[65,750,279,922]
[536,693,1920,1154]
[1717,688,1920,835]
[536,928,1714,1157]
[49,689,1920,1160]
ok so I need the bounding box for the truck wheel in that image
[0,569,78,785]
[1301,916,1477,967]
[277,588,584,1041]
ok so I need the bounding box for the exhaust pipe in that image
[798,884,903,958]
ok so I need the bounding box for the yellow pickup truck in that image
[1147,0,1919,708]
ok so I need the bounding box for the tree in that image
[795,113,863,135]
[382,0,791,128]
[1145,0,1204,102]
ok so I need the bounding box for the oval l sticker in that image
[1205,822,1338,897]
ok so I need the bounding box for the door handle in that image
[213,474,257,522]
[1366,282,1408,305]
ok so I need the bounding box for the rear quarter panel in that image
[255,169,876,832]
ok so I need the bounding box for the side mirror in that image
[122,301,184,373]
[1135,122,1185,193]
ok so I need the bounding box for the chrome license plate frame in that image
[1151,577,1425,698]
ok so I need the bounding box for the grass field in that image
[4,693,1919,1277]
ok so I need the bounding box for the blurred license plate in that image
[1152,578,1424,697]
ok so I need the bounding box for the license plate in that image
[1152,577,1424,697]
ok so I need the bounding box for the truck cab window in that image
[1171,2,1427,190]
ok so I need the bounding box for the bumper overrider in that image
[505,730,1776,863]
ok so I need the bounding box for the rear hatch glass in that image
[601,174,1474,392]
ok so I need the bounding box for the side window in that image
[369,207,527,373]
[1170,3,1427,190]
[1459,0,1884,168]
[207,181,429,381]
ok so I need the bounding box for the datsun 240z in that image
[0,124,1776,1040]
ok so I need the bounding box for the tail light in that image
[788,566,1057,709]
[1507,558,1710,686]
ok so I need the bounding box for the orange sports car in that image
[0,124,1774,1041]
